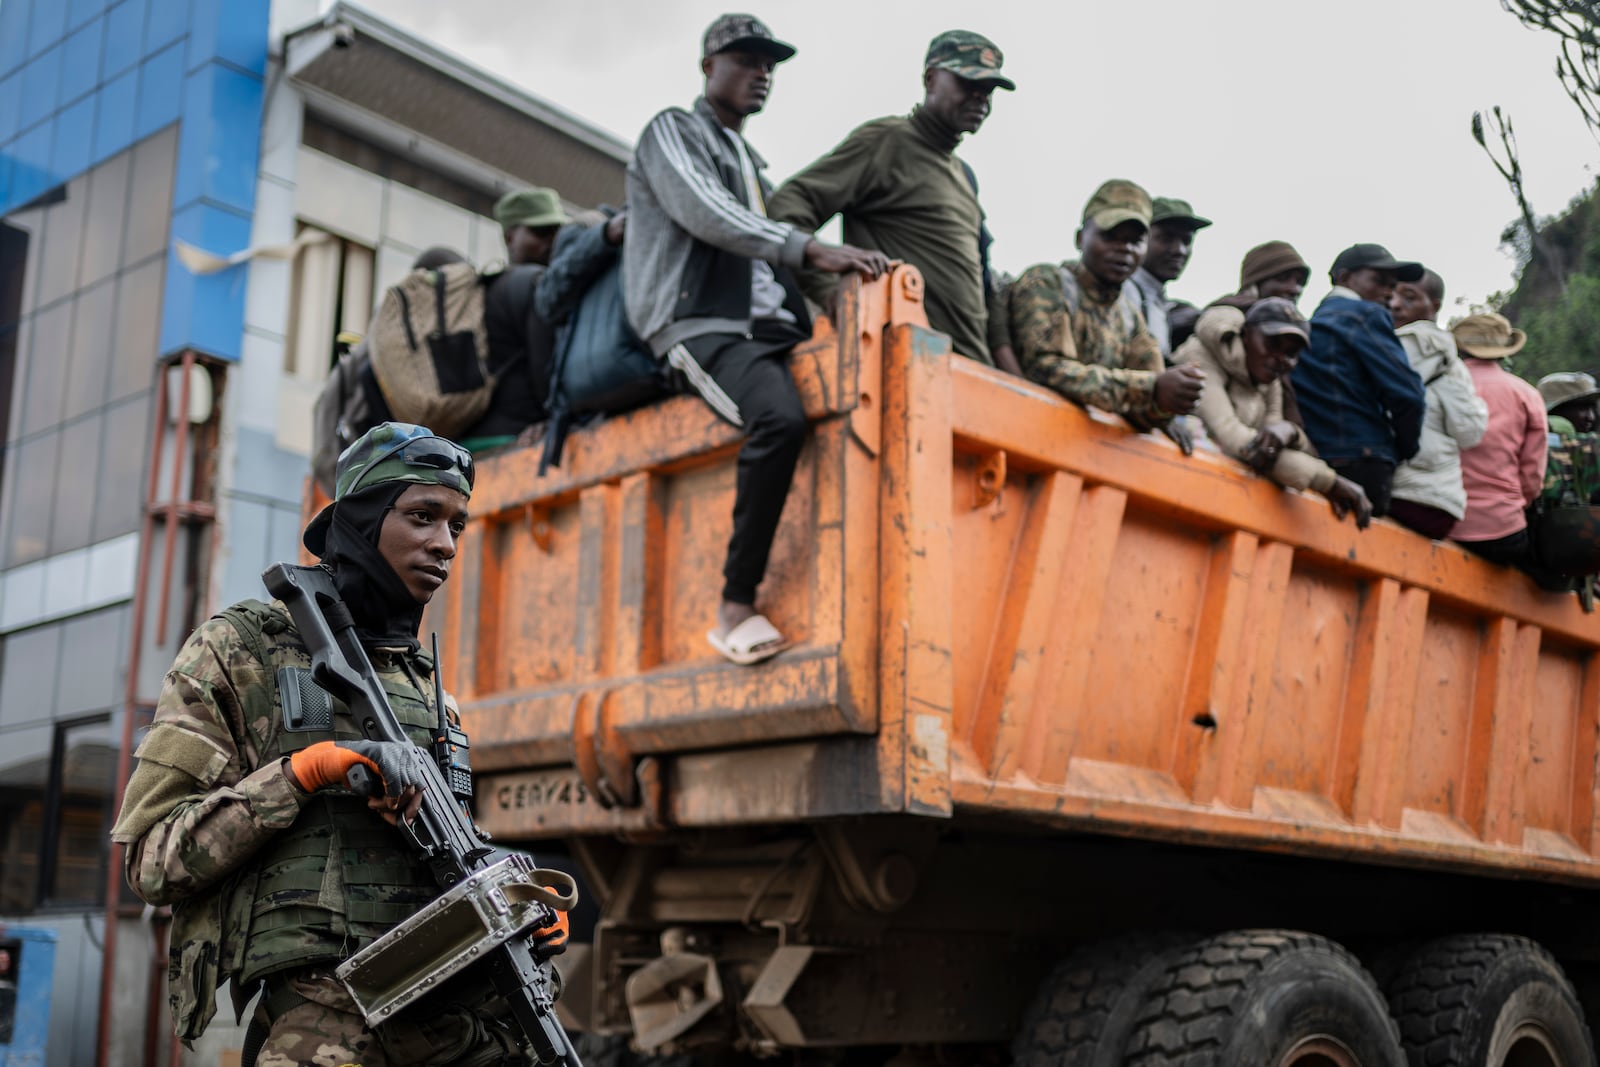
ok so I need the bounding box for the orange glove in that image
[532,905,569,959]
[288,740,428,797]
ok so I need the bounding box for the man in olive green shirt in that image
[767,30,1019,372]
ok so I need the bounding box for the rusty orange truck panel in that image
[429,267,1600,888]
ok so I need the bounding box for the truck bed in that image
[431,268,1600,888]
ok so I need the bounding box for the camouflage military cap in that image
[304,423,474,555]
[1082,179,1152,231]
[702,13,796,62]
[1539,371,1600,413]
[1151,196,1212,231]
[925,30,1015,91]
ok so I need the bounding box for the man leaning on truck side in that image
[1289,243,1427,518]
[1008,179,1206,448]
[624,13,889,666]
[767,30,1021,374]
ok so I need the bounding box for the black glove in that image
[289,739,431,798]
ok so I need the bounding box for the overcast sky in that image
[356,0,1596,318]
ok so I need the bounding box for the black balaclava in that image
[320,482,426,651]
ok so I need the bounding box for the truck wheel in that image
[1123,929,1404,1066]
[1386,934,1595,1067]
[1011,934,1193,1067]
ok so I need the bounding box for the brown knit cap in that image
[1239,240,1311,291]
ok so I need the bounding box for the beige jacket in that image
[1175,306,1337,493]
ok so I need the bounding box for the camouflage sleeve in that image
[1010,264,1162,416]
[111,619,306,907]
[1119,310,1171,425]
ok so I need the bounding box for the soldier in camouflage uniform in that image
[111,423,535,1066]
[1008,179,1206,450]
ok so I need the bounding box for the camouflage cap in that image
[494,187,571,231]
[925,30,1015,90]
[1151,196,1212,231]
[1539,371,1600,413]
[304,423,474,555]
[1082,179,1152,231]
[702,13,796,62]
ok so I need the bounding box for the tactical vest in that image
[168,599,448,1039]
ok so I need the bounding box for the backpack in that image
[311,338,391,498]
[368,263,493,439]
[540,259,670,472]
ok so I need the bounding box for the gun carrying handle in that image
[506,869,580,913]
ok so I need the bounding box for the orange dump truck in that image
[428,268,1600,1065]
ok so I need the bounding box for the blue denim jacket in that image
[1292,290,1426,464]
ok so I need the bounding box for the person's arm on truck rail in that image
[768,124,887,309]
[1009,264,1171,423]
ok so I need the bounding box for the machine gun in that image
[263,562,582,1067]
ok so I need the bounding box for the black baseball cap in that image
[1329,243,1424,283]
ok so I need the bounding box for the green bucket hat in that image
[493,187,572,231]
[304,422,475,556]
[925,30,1015,91]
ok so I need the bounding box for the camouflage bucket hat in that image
[925,30,1015,90]
[304,422,475,555]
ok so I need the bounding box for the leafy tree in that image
[1484,3,1600,381]
[1501,1,1600,138]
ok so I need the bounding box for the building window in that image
[278,226,374,455]
[0,713,114,912]
[0,129,170,570]
[285,225,375,381]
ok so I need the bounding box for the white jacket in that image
[1390,321,1489,519]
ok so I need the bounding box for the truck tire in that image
[1011,934,1194,1067]
[1386,934,1595,1067]
[1123,929,1404,1066]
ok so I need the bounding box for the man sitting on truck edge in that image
[767,30,1021,374]
[110,423,559,1064]
[1289,243,1427,517]
[1177,298,1373,527]
[1008,179,1206,448]
[624,13,889,666]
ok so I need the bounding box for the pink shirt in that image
[1452,359,1547,542]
